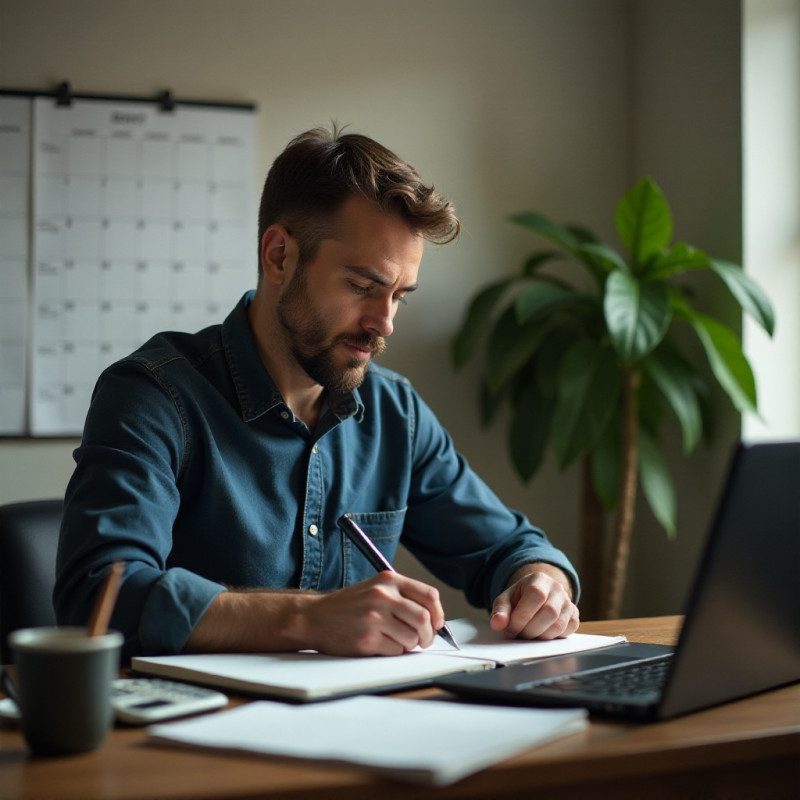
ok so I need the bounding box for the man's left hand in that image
[490,564,579,640]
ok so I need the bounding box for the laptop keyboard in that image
[525,656,673,698]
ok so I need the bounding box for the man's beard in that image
[276,269,386,395]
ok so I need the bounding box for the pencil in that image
[87,561,124,637]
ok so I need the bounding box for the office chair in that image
[0,499,63,664]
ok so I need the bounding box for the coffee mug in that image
[9,626,123,755]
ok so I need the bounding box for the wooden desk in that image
[1,617,798,799]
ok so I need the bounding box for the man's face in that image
[276,197,423,395]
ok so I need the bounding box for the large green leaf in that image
[452,278,515,370]
[710,259,776,336]
[533,326,582,401]
[515,283,582,324]
[604,272,672,363]
[642,347,702,452]
[552,340,622,468]
[478,378,505,426]
[690,313,758,415]
[522,251,562,276]
[592,421,622,511]
[565,224,600,245]
[508,212,581,253]
[615,178,673,271]
[636,373,664,433]
[485,307,549,393]
[508,376,552,482]
[647,242,709,279]
[638,428,676,538]
[578,242,629,275]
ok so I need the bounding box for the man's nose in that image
[362,296,394,338]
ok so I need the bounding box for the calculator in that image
[111,678,228,724]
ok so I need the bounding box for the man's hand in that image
[490,563,579,640]
[185,572,446,657]
[301,572,445,656]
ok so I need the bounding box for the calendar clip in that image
[55,81,73,107]
[157,89,176,112]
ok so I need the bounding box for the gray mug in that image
[9,626,123,755]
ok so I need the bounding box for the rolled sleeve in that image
[138,569,226,655]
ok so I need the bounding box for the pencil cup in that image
[9,626,123,755]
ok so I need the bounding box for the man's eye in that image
[393,294,408,305]
[349,282,370,295]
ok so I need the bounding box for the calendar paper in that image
[24,96,256,435]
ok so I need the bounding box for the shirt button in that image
[309,524,319,536]
[280,411,290,420]
[312,444,319,454]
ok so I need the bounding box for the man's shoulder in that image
[114,324,224,374]
[364,363,412,389]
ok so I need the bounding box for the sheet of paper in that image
[427,618,627,664]
[148,696,588,786]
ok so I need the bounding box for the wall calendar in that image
[0,90,257,436]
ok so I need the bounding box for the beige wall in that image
[625,0,744,617]
[0,0,747,619]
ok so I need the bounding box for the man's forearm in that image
[182,571,448,657]
[183,589,316,653]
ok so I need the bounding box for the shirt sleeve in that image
[53,361,225,658]
[400,388,580,611]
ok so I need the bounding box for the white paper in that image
[148,696,588,785]
[426,618,627,664]
[29,96,257,435]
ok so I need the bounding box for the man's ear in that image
[259,224,298,285]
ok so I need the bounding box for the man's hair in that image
[257,125,460,273]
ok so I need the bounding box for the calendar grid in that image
[0,94,256,436]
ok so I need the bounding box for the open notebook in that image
[132,618,624,702]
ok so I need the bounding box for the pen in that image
[337,514,460,650]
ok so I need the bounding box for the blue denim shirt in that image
[54,292,579,657]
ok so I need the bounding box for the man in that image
[55,126,580,659]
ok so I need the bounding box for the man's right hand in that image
[183,572,446,657]
[300,572,446,655]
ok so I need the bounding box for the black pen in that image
[337,513,460,650]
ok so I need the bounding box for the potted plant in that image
[452,177,774,619]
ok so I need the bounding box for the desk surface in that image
[1,616,798,800]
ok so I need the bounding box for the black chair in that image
[0,499,63,664]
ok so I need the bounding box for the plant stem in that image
[603,368,641,619]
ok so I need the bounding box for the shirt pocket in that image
[342,507,407,586]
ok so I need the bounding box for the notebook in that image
[437,440,800,720]
[132,620,625,702]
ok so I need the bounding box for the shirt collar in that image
[221,292,365,424]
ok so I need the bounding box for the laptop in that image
[437,440,800,720]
